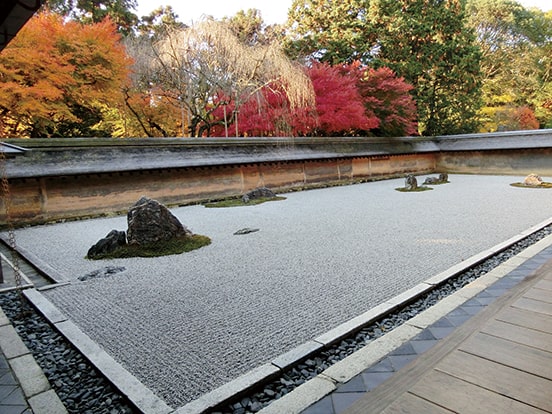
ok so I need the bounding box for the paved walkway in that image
[0,258,66,414]
[299,242,552,414]
[0,347,31,414]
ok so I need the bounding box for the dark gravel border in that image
[0,291,138,414]
[0,225,550,414]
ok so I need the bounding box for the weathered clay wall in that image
[1,131,551,226]
[436,148,552,176]
[1,153,436,225]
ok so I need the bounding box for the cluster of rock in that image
[87,196,192,259]
[424,173,448,185]
[78,266,126,281]
[241,187,277,203]
[401,173,449,191]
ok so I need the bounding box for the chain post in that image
[0,143,23,298]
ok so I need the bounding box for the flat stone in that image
[23,289,67,324]
[314,302,396,346]
[383,283,434,308]
[405,293,469,329]
[322,324,422,384]
[0,325,30,360]
[257,376,336,414]
[0,308,9,327]
[10,354,50,397]
[272,341,323,370]
[175,364,280,414]
[28,389,68,414]
[518,237,552,259]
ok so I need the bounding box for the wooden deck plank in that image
[523,287,552,304]
[435,350,552,412]
[381,393,454,414]
[460,332,552,380]
[409,370,545,414]
[481,319,552,352]
[495,307,552,335]
[512,297,552,316]
[533,279,552,291]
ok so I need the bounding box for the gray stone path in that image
[9,174,552,410]
[0,291,66,414]
[0,341,31,414]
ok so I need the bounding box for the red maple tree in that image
[209,62,417,137]
[341,62,418,136]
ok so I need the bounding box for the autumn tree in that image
[218,62,380,137]
[131,19,315,137]
[370,0,482,136]
[341,63,418,136]
[0,12,131,138]
[307,62,379,135]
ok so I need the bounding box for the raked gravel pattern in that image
[11,174,552,409]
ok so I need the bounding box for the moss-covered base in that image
[87,234,211,260]
[203,196,286,208]
[424,180,450,185]
[510,182,552,189]
[395,186,433,192]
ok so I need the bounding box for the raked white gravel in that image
[11,174,552,408]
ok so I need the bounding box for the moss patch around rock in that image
[510,182,552,189]
[394,186,433,192]
[203,196,286,208]
[87,234,211,260]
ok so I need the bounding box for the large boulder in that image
[524,174,543,186]
[127,197,191,245]
[87,230,127,259]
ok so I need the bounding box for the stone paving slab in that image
[0,303,67,414]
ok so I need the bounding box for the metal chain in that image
[0,144,23,295]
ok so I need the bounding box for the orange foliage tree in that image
[0,12,131,138]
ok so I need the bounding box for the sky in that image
[135,0,551,25]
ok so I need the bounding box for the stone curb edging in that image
[0,307,67,414]
[11,217,552,414]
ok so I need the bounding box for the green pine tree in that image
[370,0,482,135]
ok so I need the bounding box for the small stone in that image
[234,228,260,235]
[304,359,316,367]
[264,388,275,397]
[249,401,263,412]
